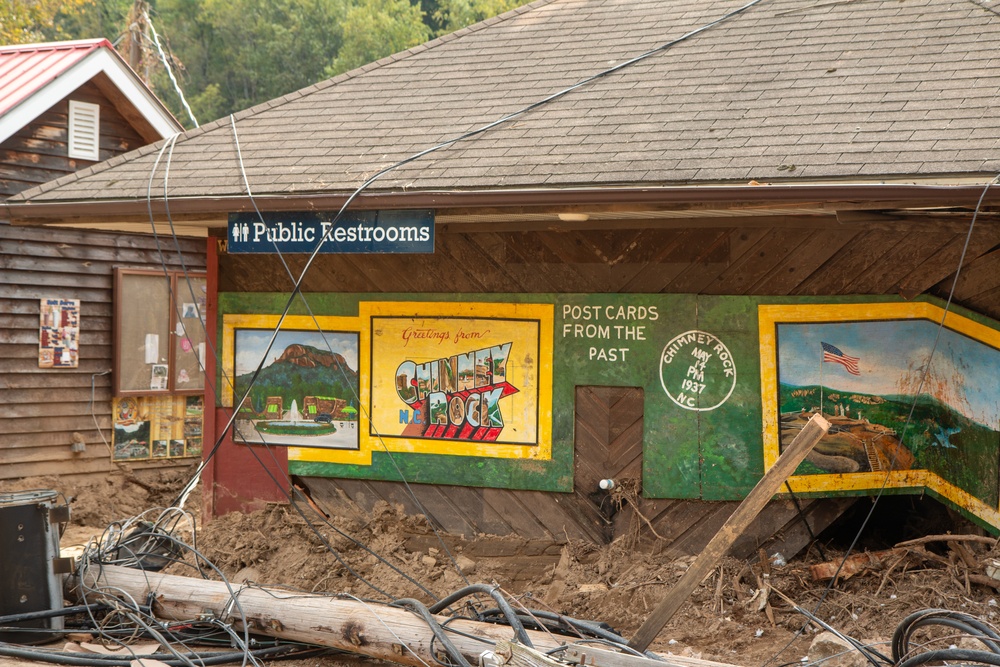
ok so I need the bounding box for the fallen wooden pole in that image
[627,413,830,652]
[71,564,743,667]
[72,564,527,667]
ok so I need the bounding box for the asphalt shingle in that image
[11,0,1000,205]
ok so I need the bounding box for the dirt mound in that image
[8,473,1000,667]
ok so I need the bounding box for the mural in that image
[761,302,1000,513]
[228,324,360,450]
[217,295,1000,530]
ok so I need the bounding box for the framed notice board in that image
[113,268,207,396]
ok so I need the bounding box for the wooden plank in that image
[0,298,111,318]
[0,430,111,448]
[896,226,1000,296]
[80,564,649,667]
[844,232,950,293]
[752,497,857,560]
[481,488,553,539]
[703,229,811,295]
[2,386,112,405]
[933,247,1000,300]
[748,229,858,295]
[0,284,110,301]
[667,228,771,293]
[442,231,533,292]
[619,229,731,293]
[792,229,901,294]
[0,224,206,253]
[627,413,830,652]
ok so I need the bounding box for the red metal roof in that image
[0,38,113,117]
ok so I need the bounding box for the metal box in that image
[0,490,66,644]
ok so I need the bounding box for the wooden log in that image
[72,565,744,667]
[894,534,998,549]
[627,413,830,652]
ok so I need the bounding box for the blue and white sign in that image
[227,210,434,254]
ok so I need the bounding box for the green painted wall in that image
[217,292,1000,508]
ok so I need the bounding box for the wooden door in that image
[574,386,644,542]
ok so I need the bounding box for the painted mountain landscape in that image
[232,330,359,448]
[776,318,1000,506]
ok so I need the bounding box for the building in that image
[0,39,204,482]
[6,1,1000,550]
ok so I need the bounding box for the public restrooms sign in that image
[227,210,434,253]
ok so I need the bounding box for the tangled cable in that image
[892,609,1000,667]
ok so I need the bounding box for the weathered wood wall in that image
[0,225,206,482]
[1,78,204,484]
[0,79,152,199]
[215,219,1000,549]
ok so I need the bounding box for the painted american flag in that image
[821,342,860,375]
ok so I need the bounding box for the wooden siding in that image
[301,386,850,558]
[216,224,1000,317]
[0,77,202,484]
[0,79,152,199]
[0,225,206,482]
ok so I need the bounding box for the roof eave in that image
[6,182,1000,228]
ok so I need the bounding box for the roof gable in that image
[0,38,181,144]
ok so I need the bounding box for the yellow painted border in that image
[759,302,1000,526]
[348,300,555,463]
[221,313,371,466]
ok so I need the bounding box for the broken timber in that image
[71,564,742,667]
[628,413,831,652]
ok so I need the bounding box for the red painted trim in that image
[202,237,218,520]
[201,236,290,516]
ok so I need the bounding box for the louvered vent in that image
[68,100,100,161]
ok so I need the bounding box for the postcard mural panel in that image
[221,315,361,455]
[760,302,1000,525]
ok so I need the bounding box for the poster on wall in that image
[38,298,80,368]
[369,310,544,449]
[112,395,204,461]
[230,326,360,450]
[760,302,1000,510]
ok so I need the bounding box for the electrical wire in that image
[127,2,781,610]
[143,11,198,128]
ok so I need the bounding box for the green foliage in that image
[150,0,347,125]
[328,0,430,76]
[52,0,131,43]
[432,0,525,34]
[32,0,528,125]
[1,0,88,43]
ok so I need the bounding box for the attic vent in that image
[68,100,100,161]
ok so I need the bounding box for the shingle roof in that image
[10,0,1000,206]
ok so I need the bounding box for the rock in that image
[808,631,867,667]
[421,555,438,567]
[579,583,608,594]
[456,554,476,573]
[233,566,261,583]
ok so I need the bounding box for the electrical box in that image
[0,490,67,644]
